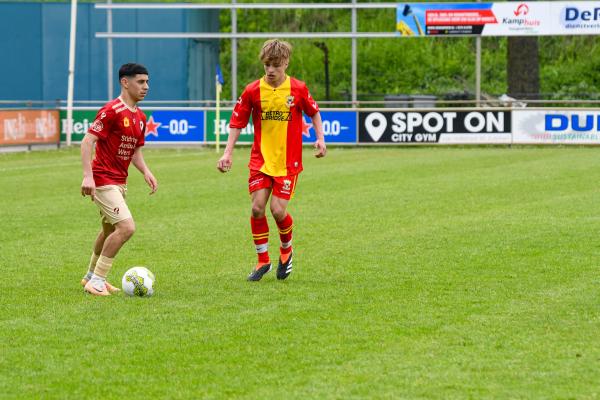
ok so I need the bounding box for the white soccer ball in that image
[122,266,155,297]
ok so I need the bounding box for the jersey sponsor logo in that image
[91,119,104,132]
[261,111,292,121]
[285,96,295,108]
[123,117,130,128]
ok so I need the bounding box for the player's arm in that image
[80,133,98,200]
[217,128,242,172]
[301,84,326,158]
[132,147,158,194]
[310,112,327,158]
[217,87,253,173]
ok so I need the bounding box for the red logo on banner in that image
[301,118,313,138]
[145,115,161,137]
[514,4,529,17]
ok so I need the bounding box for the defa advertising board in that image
[358,111,511,144]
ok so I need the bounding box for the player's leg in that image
[95,221,120,293]
[271,196,294,280]
[91,217,134,277]
[248,188,272,281]
[85,185,133,295]
[81,220,113,284]
[270,175,298,280]
[99,218,136,258]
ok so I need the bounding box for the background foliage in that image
[23,0,600,101]
[217,1,600,101]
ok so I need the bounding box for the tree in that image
[507,1,540,100]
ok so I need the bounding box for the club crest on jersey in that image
[285,96,295,108]
[123,117,130,127]
[282,179,292,191]
[91,119,103,132]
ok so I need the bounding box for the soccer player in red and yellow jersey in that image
[80,63,158,296]
[217,39,327,281]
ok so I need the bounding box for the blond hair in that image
[259,39,292,64]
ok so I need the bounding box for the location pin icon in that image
[365,112,387,142]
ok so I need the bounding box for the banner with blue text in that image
[397,2,600,37]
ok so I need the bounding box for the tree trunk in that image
[507,36,540,100]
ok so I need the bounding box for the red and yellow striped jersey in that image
[229,76,319,176]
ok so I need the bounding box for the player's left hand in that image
[217,154,233,172]
[145,172,158,194]
[314,139,327,158]
[81,175,96,201]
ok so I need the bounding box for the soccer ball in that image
[122,266,155,297]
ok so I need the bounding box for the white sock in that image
[89,274,106,288]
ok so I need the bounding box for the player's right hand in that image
[217,156,232,173]
[81,175,96,201]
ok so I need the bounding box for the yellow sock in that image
[94,255,114,279]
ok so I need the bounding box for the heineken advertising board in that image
[205,110,254,143]
[206,110,357,144]
[59,110,97,143]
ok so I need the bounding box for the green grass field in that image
[2,146,600,399]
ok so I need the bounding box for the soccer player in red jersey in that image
[217,39,327,281]
[80,63,158,296]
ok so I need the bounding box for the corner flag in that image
[216,64,224,94]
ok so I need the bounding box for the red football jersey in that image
[88,97,147,186]
[229,76,319,177]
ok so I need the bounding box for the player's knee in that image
[117,219,136,240]
[251,205,266,218]
[124,224,136,239]
[270,205,286,221]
